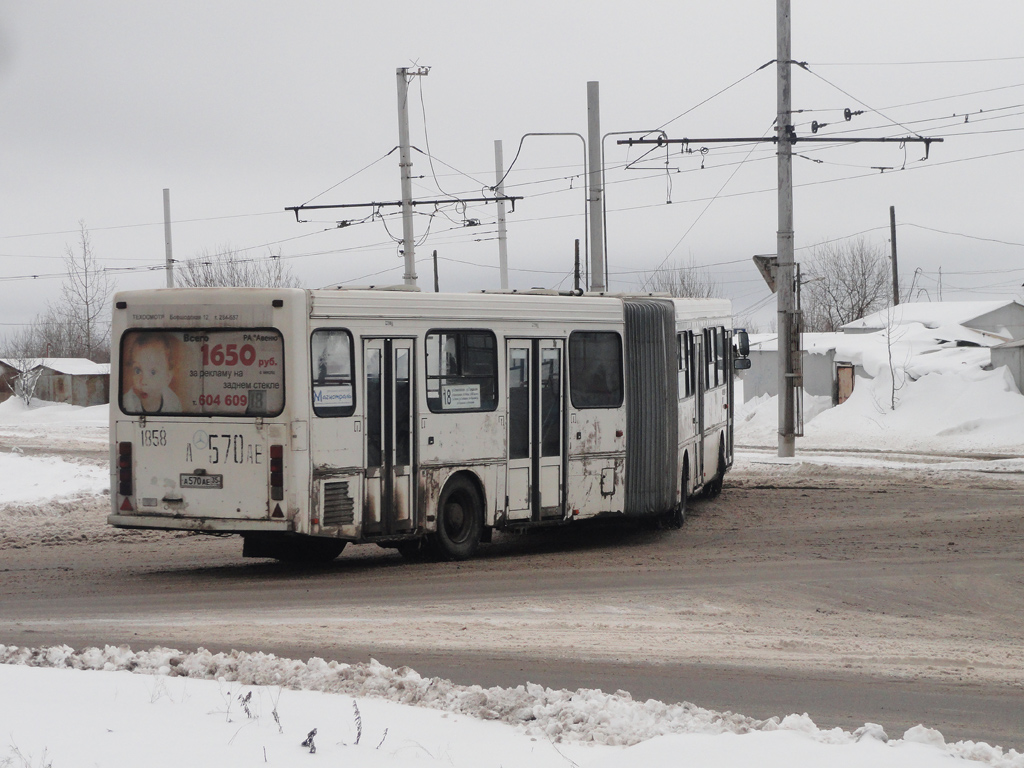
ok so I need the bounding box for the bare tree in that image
[55,222,114,361]
[1,325,44,405]
[802,237,892,332]
[642,257,721,298]
[175,246,300,288]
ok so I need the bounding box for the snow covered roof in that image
[32,358,110,376]
[841,300,1023,333]
[747,332,847,354]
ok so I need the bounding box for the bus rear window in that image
[119,329,284,417]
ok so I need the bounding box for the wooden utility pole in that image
[890,205,900,306]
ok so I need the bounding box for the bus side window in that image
[569,331,623,409]
[677,334,687,400]
[703,329,714,390]
[678,332,695,400]
[715,326,726,384]
[425,330,498,413]
[311,329,356,417]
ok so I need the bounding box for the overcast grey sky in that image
[2,0,1023,333]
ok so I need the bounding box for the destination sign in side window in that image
[120,329,285,417]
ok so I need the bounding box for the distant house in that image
[743,300,1024,404]
[0,360,20,403]
[742,332,863,404]
[31,358,110,406]
[841,300,1024,341]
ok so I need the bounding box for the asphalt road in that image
[2,458,1023,749]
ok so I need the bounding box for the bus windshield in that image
[119,328,285,417]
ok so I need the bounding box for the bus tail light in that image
[117,441,133,496]
[270,444,284,500]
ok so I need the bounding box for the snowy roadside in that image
[2,644,1021,768]
[2,359,1024,767]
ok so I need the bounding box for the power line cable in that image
[654,62,774,134]
[640,122,776,285]
[798,64,926,139]
[300,149,398,207]
[902,223,1024,249]
[814,55,1024,66]
[0,210,285,241]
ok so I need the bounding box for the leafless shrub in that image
[802,237,892,332]
[642,257,721,298]
[175,246,300,288]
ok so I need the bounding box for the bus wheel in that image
[433,476,482,561]
[280,537,346,564]
[396,539,429,561]
[703,444,726,499]
[668,458,689,529]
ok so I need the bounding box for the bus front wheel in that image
[432,476,482,561]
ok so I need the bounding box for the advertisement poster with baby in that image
[120,329,284,416]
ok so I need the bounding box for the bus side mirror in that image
[734,357,752,371]
[735,329,750,357]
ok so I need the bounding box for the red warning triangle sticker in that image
[119,496,134,512]
[272,503,283,518]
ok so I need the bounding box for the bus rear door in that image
[506,338,564,522]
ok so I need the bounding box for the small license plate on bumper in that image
[180,473,224,489]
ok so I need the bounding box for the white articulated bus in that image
[108,287,748,562]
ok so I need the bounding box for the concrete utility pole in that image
[890,205,900,306]
[494,140,510,290]
[613,11,938,459]
[162,188,174,288]
[776,0,798,458]
[397,66,429,287]
[587,81,606,292]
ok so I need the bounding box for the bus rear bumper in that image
[107,514,293,534]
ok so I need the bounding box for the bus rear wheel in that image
[703,443,726,499]
[244,536,348,565]
[256,535,345,564]
[432,476,482,561]
[666,460,689,529]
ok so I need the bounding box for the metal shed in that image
[991,339,1024,395]
[31,358,110,406]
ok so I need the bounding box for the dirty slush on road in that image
[3,428,1023,697]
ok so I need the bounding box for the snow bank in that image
[1,644,1022,767]
[0,451,108,503]
[739,319,1024,454]
[0,396,108,426]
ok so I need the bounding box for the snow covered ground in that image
[2,644,1020,768]
[2,311,1024,767]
